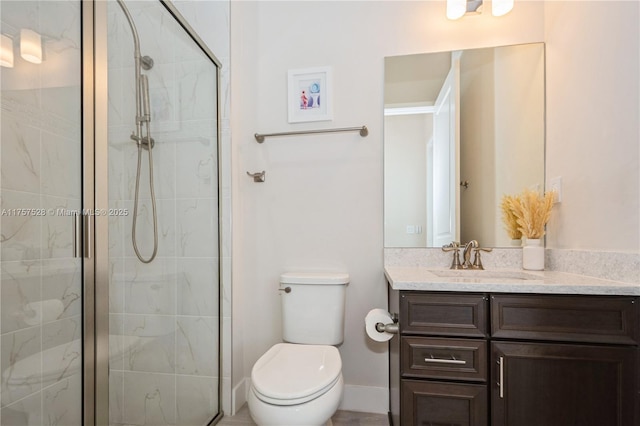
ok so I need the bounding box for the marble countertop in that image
[385,266,640,296]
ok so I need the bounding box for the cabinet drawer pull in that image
[424,355,466,365]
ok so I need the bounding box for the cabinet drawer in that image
[400,292,487,337]
[491,294,639,345]
[402,337,487,382]
[401,380,488,426]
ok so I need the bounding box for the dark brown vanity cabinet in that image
[389,291,639,426]
[490,294,638,426]
[391,292,490,426]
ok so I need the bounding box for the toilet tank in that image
[280,272,349,345]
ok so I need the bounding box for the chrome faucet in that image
[442,240,492,270]
[462,240,478,268]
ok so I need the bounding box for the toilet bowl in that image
[248,343,344,426]
[247,272,349,426]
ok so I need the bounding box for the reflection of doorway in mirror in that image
[432,61,460,248]
[384,57,461,249]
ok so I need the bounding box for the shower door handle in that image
[72,212,82,258]
[72,213,92,258]
[84,214,92,259]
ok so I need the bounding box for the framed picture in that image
[287,66,333,123]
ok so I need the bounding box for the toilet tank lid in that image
[280,272,349,285]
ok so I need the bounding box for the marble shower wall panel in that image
[0,0,83,424]
[107,1,221,424]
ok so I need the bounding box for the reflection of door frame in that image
[426,136,434,246]
[432,54,461,247]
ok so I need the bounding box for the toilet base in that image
[248,375,343,426]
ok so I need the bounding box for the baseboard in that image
[231,377,249,415]
[338,384,389,414]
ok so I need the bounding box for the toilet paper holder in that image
[375,313,399,334]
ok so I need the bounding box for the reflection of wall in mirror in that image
[384,113,431,247]
[459,44,545,246]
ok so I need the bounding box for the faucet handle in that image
[442,241,460,251]
[472,247,493,270]
[442,243,462,269]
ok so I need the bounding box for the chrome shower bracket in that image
[130,133,155,150]
[247,170,265,183]
[140,55,154,70]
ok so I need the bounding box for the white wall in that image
[544,1,639,251]
[493,43,545,244]
[459,43,545,246]
[231,0,545,413]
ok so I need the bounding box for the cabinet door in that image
[491,342,637,426]
[401,380,487,426]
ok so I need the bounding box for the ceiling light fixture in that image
[447,0,513,20]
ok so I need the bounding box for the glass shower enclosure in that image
[0,1,222,424]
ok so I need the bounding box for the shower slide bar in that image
[254,125,368,143]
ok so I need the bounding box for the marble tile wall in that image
[0,0,83,424]
[107,1,223,425]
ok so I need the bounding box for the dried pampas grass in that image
[500,195,522,240]
[501,188,555,239]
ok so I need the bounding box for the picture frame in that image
[287,66,333,123]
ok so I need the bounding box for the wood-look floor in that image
[217,404,389,426]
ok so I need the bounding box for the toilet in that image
[248,272,349,426]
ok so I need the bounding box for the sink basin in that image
[428,269,542,281]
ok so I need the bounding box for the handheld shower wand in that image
[141,74,151,123]
[117,0,158,263]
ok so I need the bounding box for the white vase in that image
[522,238,544,270]
[511,239,522,247]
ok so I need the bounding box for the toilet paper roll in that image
[23,299,64,326]
[365,308,395,342]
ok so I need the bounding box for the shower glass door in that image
[0,0,83,424]
[1,1,220,424]
[105,1,221,425]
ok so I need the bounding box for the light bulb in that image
[20,29,42,64]
[447,0,467,20]
[492,0,514,17]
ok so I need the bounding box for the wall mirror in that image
[384,42,545,248]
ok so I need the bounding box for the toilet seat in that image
[251,343,342,406]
